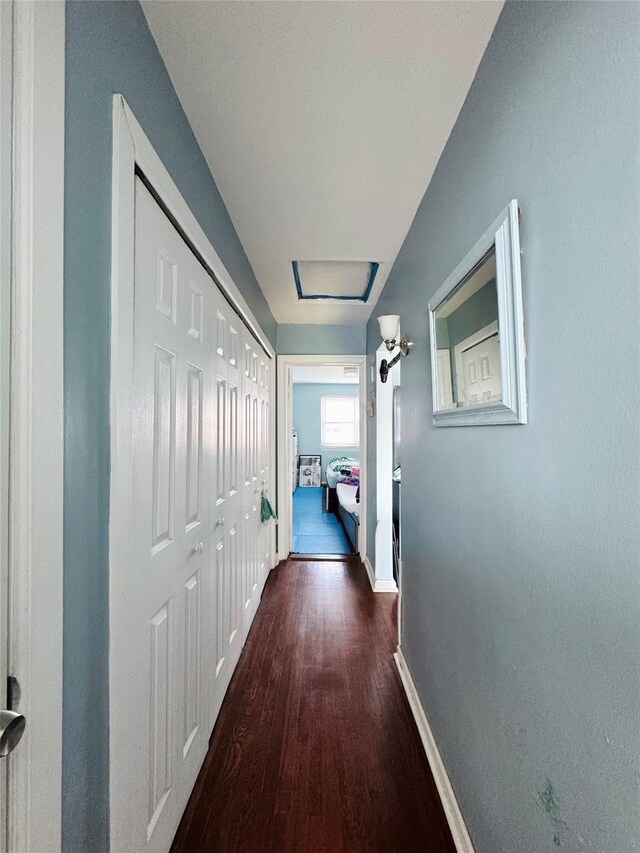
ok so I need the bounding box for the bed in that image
[326,457,359,489]
[336,482,359,554]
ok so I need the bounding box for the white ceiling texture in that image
[142,1,503,326]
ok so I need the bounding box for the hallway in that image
[171,558,455,852]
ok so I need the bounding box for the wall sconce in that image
[377,315,413,383]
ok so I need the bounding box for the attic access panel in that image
[292,260,379,302]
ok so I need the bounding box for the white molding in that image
[7,3,65,851]
[363,555,398,593]
[0,3,12,844]
[276,354,367,561]
[374,342,398,585]
[109,97,137,853]
[394,648,475,853]
[429,199,526,427]
[363,554,375,588]
[397,559,403,641]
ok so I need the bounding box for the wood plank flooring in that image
[171,558,455,853]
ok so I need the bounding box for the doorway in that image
[292,367,360,555]
[276,355,366,561]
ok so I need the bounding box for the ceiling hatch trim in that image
[292,259,380,302]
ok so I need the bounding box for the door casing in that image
[276,354,367,565]
[2,2,64,851]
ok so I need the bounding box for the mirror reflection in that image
[434,247,501,411]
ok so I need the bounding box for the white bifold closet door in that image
[115,178,272,853]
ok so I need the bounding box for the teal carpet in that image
[292,487,350,555]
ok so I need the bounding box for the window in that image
[321,395,359,448]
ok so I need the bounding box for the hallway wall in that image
[277,323,366,355]
[64,2,276,850]
[292,383,360,479]
[366,2,640,851]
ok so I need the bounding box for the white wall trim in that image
[363,555,398,593]
[7,2,65,851]
[394,647,475,853]
[276,354,367,561]
[374,341,400,585]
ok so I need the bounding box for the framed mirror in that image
[428,199,527,426]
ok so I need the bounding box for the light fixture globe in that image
[377,314,399,345]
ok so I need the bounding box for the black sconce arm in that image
[379,336,413,383]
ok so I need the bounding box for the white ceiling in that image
[292,365,360,385]
[142,1,503,325]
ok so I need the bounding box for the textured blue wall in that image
[366,3,640,850]
[64,2,275,850]
[292,383,360,478]
[277,323,366,354]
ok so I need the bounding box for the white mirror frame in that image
[428,199,527,426]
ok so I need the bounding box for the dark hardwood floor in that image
[171,558,455,853]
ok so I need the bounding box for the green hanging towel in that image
[260,489,277,524]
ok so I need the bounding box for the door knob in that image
[192,541,204,555]
[0,710,26,757]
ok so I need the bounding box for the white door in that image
[112,176,275,852]
[209,296,243,725]
[260,360,273,584]
[457,332,501,406]
[125,179,213,851]
[241,336,261,642]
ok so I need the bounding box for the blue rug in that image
[292,487,350,555]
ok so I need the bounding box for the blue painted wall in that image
[366,3,640,850]
[277,323,366,354]
[293,383,360,479]
[64,2,276,850]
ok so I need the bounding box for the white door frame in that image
[369,344,400,595]
[276,354,367,568]
[3,2,65,851]
[109,95,276,847]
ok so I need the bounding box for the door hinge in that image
[7,675,21,711]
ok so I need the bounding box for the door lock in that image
[0,710,26,757]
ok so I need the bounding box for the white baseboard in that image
[363,554,398,593]
[394,647,475,853]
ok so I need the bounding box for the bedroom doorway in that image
[276,356,366,560]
